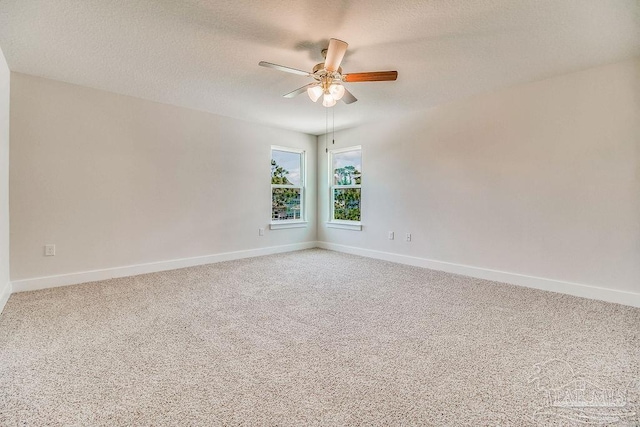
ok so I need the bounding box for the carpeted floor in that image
[0,249,638,426]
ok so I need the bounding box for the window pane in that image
[332,149,362,185]
[272,188,302,220]
[272,150,302,186]
[333,188,361,221]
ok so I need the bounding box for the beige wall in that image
[0,47,9,306]
[319,58,640,296]
[10,73,317,281]
[8,58,640,302]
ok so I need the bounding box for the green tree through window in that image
[271,159,291,185]
[271,148,304,221]
[330,147,362,222]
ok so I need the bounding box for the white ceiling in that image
[0,0,638,135]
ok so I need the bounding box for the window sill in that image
[270,221,308,230]
[326,222,362,231]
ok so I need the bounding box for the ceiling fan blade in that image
[324,38,348,72]
[343,71,398,82]
[259,61,310,77]
[283,83,318,98]
[341,88,357,104]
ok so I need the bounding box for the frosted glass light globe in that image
[329,83,345,100]
[307,85,323,102]
[322,93,337,107]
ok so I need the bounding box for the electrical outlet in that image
[405,233,411,242]
[258,228,265,236]
[388,231,394,240]
[44,244,56,256]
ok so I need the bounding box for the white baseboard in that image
[7,241,639,309]
[11,242,318,294]
[317,242,640,308]
[0,281,11,314]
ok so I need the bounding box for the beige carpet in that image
[1,249,638,426]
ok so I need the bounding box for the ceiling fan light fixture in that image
[322,93,337,107]
[260,37,398,107]
[307,85,323,102]
[329,83,345,101]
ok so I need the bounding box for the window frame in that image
[270,146,307,229]
[328,145,362,231]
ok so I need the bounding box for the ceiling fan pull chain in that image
[325,106,329,154]
[332,107,335,145]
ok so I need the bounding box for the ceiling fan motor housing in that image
[312,63,342,76]
[312,63,344,91]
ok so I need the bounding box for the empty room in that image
[0,1,639,425]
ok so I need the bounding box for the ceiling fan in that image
[259,38,398,107]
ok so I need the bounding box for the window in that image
[329,146,362,229]
[271,146,306,228]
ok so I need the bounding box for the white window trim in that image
[326,221,362,231]
[328,145,362,230]
[270,221,308,230]
[271,146,307,228]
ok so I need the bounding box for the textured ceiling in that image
[0,0,638,135]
